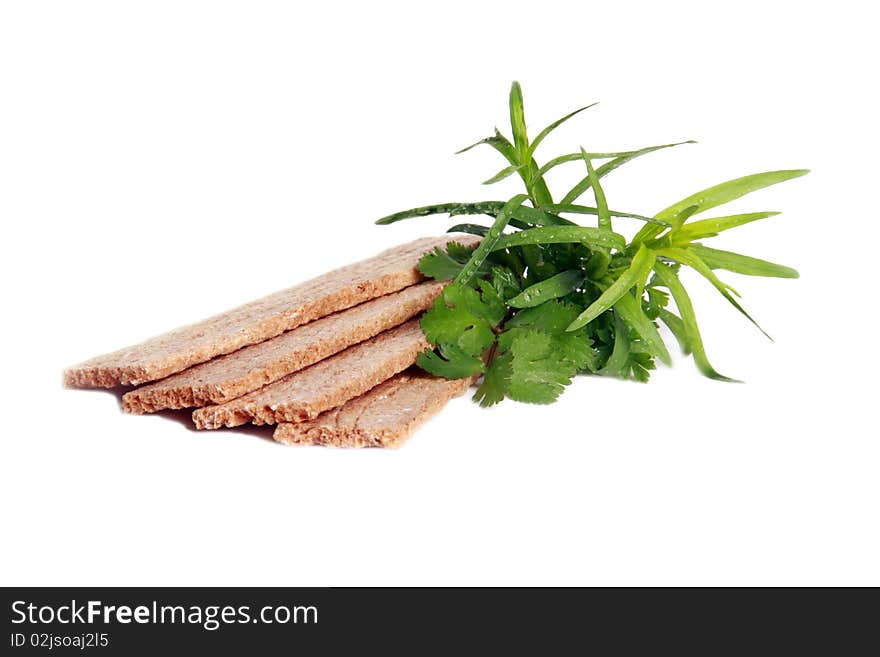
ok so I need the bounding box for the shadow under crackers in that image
[68,385,279,444]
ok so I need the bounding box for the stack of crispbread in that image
[64,235,479,448]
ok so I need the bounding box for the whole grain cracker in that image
[122,280,444,413]
[193,319,431,429]
[272,370,473,448]
[64,235,478,387]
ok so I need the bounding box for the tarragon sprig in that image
[375,81,807,405]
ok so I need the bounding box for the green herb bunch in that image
[376,81,807,405]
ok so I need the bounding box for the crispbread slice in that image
[64,235,478,388]
[273,370,473,448]
[192,320,430,429]
[122,281,444,413]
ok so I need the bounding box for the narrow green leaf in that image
[635,169,806,246]
[446,223,489,236]
[634,254,653,302]
[690,244,800,279]
[492,129,523,167]
[511,207,575,226]
[656,246,772,340]
[658,308,691,354]
[656,169,809,229]
[656,246,740,290]
[376,202,476,225]
[672,211,781,242]
[509,81,529,161]
[597,314,630,376]
[455,129,516,159]
[455,194,528,286]
[631,206,698,247]
[526,102,598,159]
[454,137,492,155]
[534,141,696,183]
[652,262,737,382]
[459,129,522,173]
[506,218,541,231]
[483,164,526,185]
[455,136,491,155]
[560,141,697,205]
[505,81,560,206]
[457,126,553,207]
[581,148,611,231]
[376,200,572,227]
[613,292,672,366]
[542,203,667,225]
[491,225,626,253]
[508,270,584,308]
[527,167,554,207]
[445,200,503,218]
[445,202,574,227]
[567,245,655,331]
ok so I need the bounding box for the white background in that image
[1,1,877,586]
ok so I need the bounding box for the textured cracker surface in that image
[122,281,444,413]
[192,320,430,429]
[273,370,472,448]
[64,235,478,388]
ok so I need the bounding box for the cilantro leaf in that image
[507,299,578,333]
[473,279,507,326]
[506,330,576,403]
[417,345,484,379]
[481,301,598,404]
[488,265,522,300]
[473,351,512,407]
[505,301,598,372]
[420,283,500,358]
[418,247,463,281]
[596,312,657,382]
[622,351,656,382]
[644,287,670,320]
[417,241,481,281]
[418,281,507,381]
[446,241,478,262]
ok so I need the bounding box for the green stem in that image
[455,195,528,286]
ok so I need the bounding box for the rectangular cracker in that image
[273,370,473,448]
[122,280,444,413]
[64,234,477,388]
[192,319,430,429]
